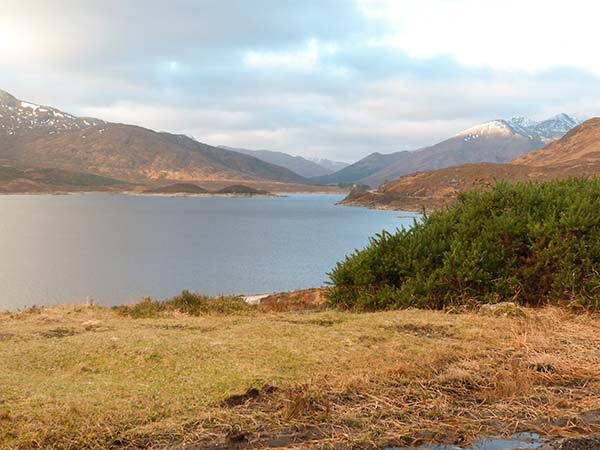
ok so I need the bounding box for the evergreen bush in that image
[328,178,600,310]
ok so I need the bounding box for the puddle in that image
[389,433,544,450]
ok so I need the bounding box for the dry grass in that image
[1,304,600,449]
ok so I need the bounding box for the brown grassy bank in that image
[1,299,600,449]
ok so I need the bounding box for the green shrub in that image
[327,178,600,310]
[114,290,253,318]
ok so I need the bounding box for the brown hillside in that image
[341,118,600,211]
[359,131,542,187]
[0,123,307,185]
[317,114,580,187]
[512,118,600,168]
[0,89,310,187]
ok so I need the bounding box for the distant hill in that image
[219,145,341,178]
[311,152,404,185]
[340,118,600,211]
[316,114,582,187]
[0,89,308,186]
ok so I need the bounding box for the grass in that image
[112,290,253,318]
[0,165,126,187]
[2,301,600,449]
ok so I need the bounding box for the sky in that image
[1,0,599,162]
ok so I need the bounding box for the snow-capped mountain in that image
[0,89,104,136]
[457,114,582,145]
[341,118,600,211]
[317,113,583,187]
[531,113,582,140]
[506,115,538,130]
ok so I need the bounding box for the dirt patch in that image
[183,426,332,450]
[38,327,79,338]
[221,387,261,407]
[221,385,278,408]
[545,436,600,450]
[257,287,328,312]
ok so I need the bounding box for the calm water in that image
[0,193,416,310]
[390,433,544,450]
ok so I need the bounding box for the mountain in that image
[316,114,582,187]
[311,152,402,185]
[305,157,350,173]
[340,118,600,211]
[0,89,104,135]
[511,118,600,168]
[219,146,333,178]
[0,89,307,186]
[531,113,581,140]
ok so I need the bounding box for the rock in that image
[242,294,270,305]
[479,302,526,317]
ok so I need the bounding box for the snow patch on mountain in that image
[456,120,516,141]
[455,114,582,144]
[0,89,104,136]
[532,114,581,140]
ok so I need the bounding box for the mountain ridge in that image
[340,118,600,211]
[0,89,104,136]
[0,89,308,186]
[218,145,335,178]
[315,114,582,187]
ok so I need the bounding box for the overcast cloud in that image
[1,0,599,161]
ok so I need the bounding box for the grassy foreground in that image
[2,301,600,449]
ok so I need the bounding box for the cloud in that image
[1,1,599,161]
[360,0,600,74]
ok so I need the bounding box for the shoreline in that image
[337,195,449,213]
[0,286,328,315]
[0,287,328,314]
[0,189,348,197]
[122,191,280,198]
[337,198,426,213]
